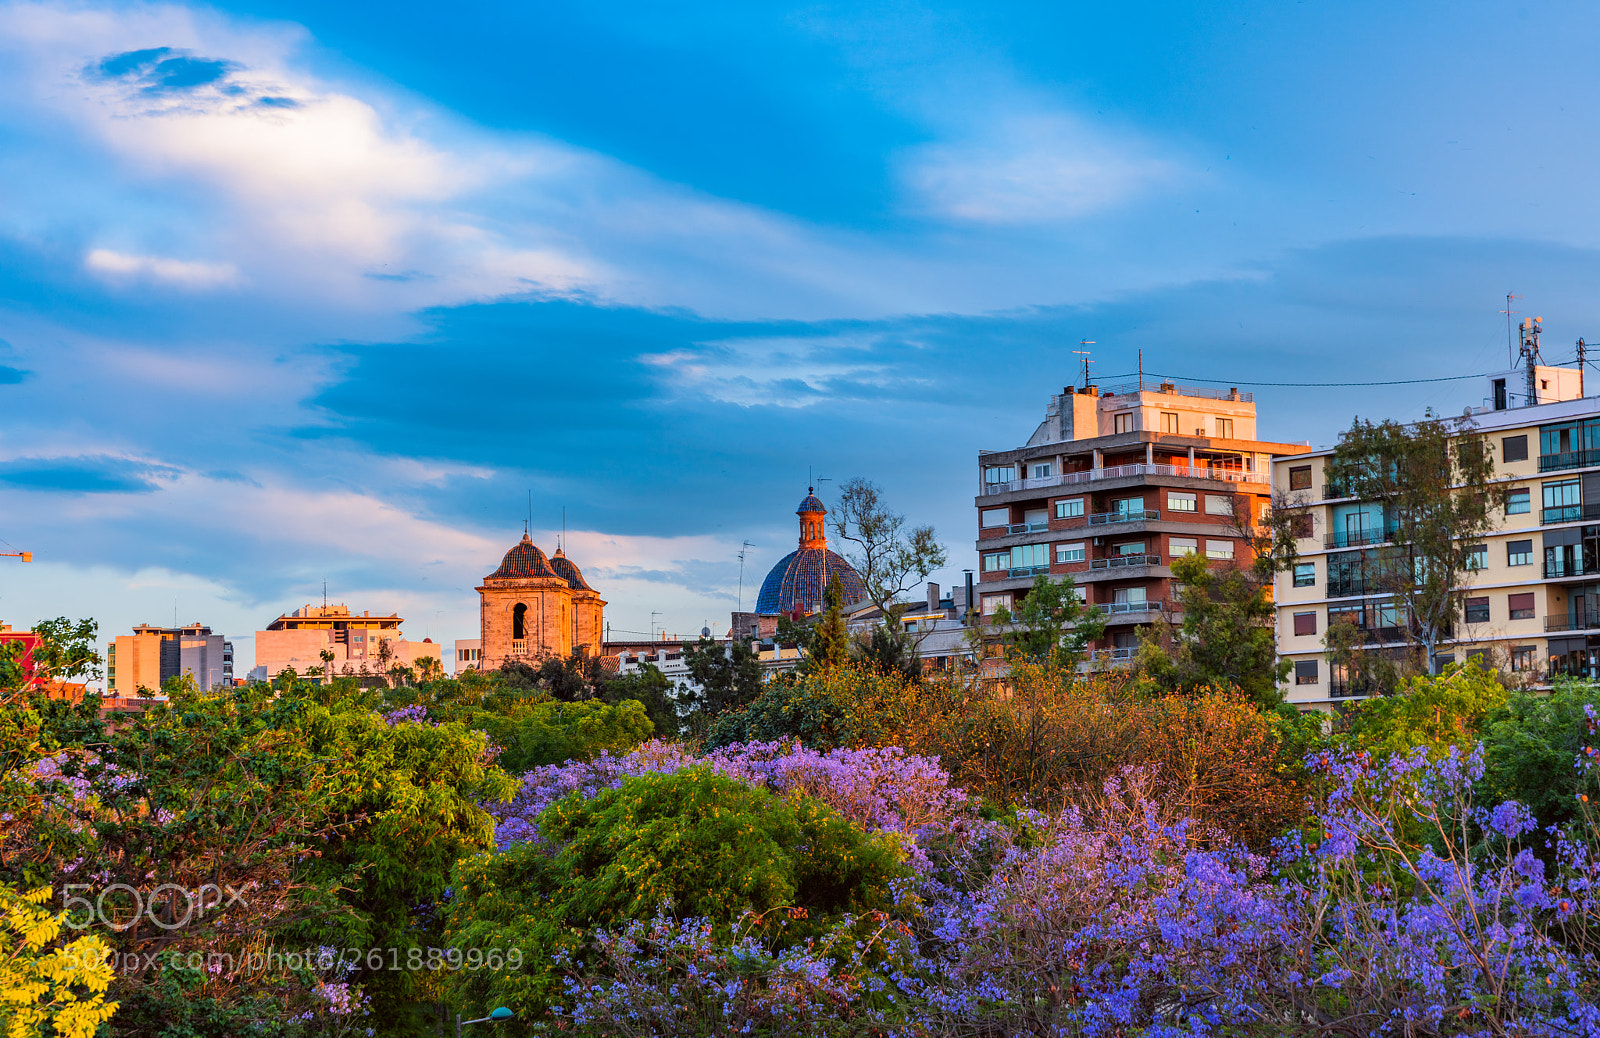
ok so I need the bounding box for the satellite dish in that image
[701,626,711,637]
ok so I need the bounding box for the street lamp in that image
[457,1007,514,1037]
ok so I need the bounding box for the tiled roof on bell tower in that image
[487,533,556,579]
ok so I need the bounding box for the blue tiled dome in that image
[797,493,826,513]
[487,534,555,579]
[755,549,865,614]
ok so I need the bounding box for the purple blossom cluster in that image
[491,740,1600,1035]
[379,703,434,727]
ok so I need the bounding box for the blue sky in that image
[3,0,1600,674]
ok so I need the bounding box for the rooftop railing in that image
[983,464,1265,495]
[1098,379,1254,403]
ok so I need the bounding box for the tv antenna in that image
[736,540,755,611]
[1072,340,1096,389]
[1500,293,1521,368]
[650,610,661,641]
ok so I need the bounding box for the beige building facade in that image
[1274,364,1596,708]
[252,604,440,681]
[107,623,233,696]
[477,535,605,671]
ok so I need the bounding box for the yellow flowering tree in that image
[0,885,118,1038]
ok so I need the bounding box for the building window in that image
[1293,562,1315,587]
[1293,611,1317,636]
[1206,539,1235,560]
[1032,463,1053,478]
[1116,541,1147,556]
[1055,498,1084,519]
[1056,542,1086,564]
[512,603,527,640]
[983,551,1010,572]
[1206,495,1234,516]
[1503,435,1529,463]
[1012,544,1048,569]
[1215,417,1234,438]
[981,507,1009,528]
[1114,412,1134,434]
[1291,513,1314,539]
[1507,539,1533,566]
[1464,544,1488,571]
[1114,495,1146,517]
[1288,465,1312,491]
[1168,491,1197,512]
[1506,488,1531,515]
[1170,537,1198,557]
[1294,659,1319,685]
[1464,596,1490,624]
[1543,479,1581,522]
[984,465,1016,484]
[1161,411,1180,434]
[1511,644,1537,671]
[1508,593,1536,620]
[981,594,1010,616]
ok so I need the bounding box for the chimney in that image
[927,582,940,614]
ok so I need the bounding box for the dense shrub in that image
[446,768,913,1024]
[705,663,914,751]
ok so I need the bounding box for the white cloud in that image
[902,110,1179,224]
[85,247,238,287]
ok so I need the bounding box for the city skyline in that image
[5,1,1600,662]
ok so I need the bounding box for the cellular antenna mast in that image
[1501,293,1522,368]
[1579,337,1589,398]
[1519,315,1544,407]
[736,540,755,612]
[1072,341,1096,389]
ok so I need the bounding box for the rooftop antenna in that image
[525,491,532,537]
[560,506,566,552]
[1138,348,1144,387]
[650,610,661,642]
[1500,293,1521,368]
[1072,341,1096,389]
[322,580,327,609]
[1580,338,1589,398]
[736,540,755,611]
[1519,315,1544,407]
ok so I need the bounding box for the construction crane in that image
[0,551,30,562]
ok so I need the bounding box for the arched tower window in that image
[512,602,527,640]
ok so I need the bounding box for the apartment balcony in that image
[1007,565,1052,579]
[981,463,1266,496]
[1006,521,1050,534]
[1544,559,1598,579]
[1545,615,1600,633]
[1090,554,1162,570]
[1324,524,1400,549]
[510,639,528,655]
[1544,505,1584,524]
[1089,647,1138,663]
[1103,599,1164,618]
[1089,508,1160,525]
[1539,449,1600,473]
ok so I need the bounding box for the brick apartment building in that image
[975,379,1306,663]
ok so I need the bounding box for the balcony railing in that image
[1544,505,1583,524]
[1089,508,1160,525]
[1324,524,1400,549]
[1544,558,1596,579]
[1105,599,1164,615]
[1089,647,1138,662]
[983,463,1265,495]
[1006,521,1050,534]
[1546,615,1600,633]
[1090,554,1162,570]
[510,639,528,655]
[1540,449,1600,473]
[1007,565,1052,579]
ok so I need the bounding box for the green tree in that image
[0,618,102,700]
[1338,660,1507,758]
[987,573,1103,671]
[1324,410,1498,675]
[1478,677,1600,837]
[680,636,765,721]
[807,572,852,671]
[600,662,682,740]
[831,477,948,659]
[1135,553,1288,709]
[444,770,910,1024]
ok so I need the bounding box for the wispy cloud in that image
[902,110,1180,224]
[85,247,238,287]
